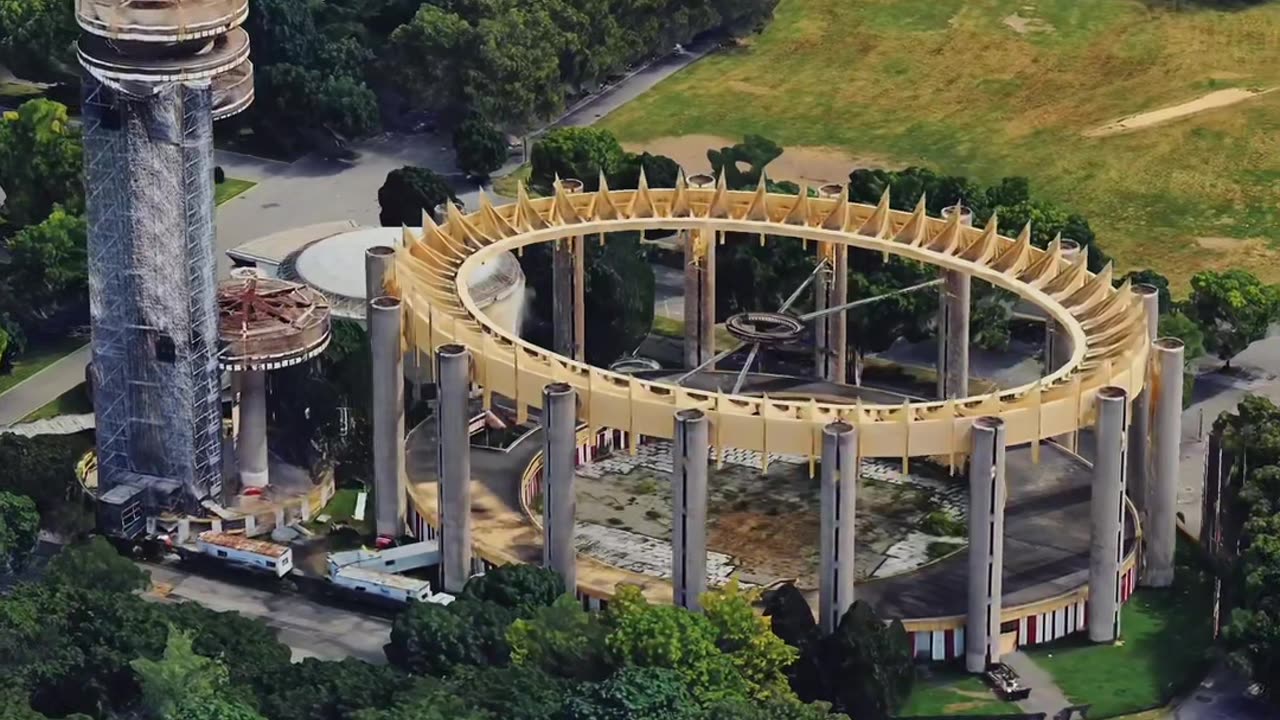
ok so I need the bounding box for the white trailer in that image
[330,566,453,605]
[195,531,293,577]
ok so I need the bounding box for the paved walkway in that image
[0,344,89,427]
[0,413,94,437]
[1002,651,1073,718]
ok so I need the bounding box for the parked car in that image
[984,663,1031,701]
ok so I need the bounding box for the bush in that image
[452,116,506,179]
[214,166,226,184]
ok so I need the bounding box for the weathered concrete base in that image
[967,417,1007,673]
[937,270,970,399]
[238,369,269,489]
[437,344,473,593]
[819,421,858,633]
[672,408,709,611]
[1089,387,1128,643]
[542,383,578,589]
[371,296,406,539]
[1144,338,1185,588]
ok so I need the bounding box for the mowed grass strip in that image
[896,669,1020,717]
[603,0,1280,290]
[1026,545,1214,718]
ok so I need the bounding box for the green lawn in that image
[215,178,256,205]
[602,0,1280,291]
[651,315,738,347]
[22,382,93,422]
[0,336,86,396]
[308,487,372,538]
[493,164,533,198]
[897,669,1020,717]
[1027,545,1213,718]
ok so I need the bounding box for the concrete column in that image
[813,251,829,378]
[237,368,269,489]
[552,179,584,360]
[542,383,578,590]
[682,175,718,370]
[1089,386,1128,643]
[1127,284,1160,525]
[1144,337,1185,588]
[831,246,848,383]
[937,205,973,399]
[819,421,858,633]
[365,246,396,329]
[371,296,406,539]
[672,408,709,611]
[815,184,846,383]
[436,344,473,593]
[966,416,1007,673]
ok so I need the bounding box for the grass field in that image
[602,0,1280,290]
[215,178,256,205]
[1027,545,1213,718]
[897,669,1020,717]
[22,382,93,422]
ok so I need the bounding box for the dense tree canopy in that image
[0,433,93,535]
[453,116,507,178]
[3,208,87,326]
[0,99,82,229]
[1188,270,1280,366]
[377,166,459,227]
[530,128,628,192]
[0,491,39,573]
[0,0,77,83]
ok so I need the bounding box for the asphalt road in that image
[143,562,391,663]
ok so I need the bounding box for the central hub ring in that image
[726,312,806,345]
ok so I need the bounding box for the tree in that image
[603,585,748,702]
[386,598,517,676]
[709,135,784,190]
[0,434,92,534]
[0,492,39,574]
[0,325,9,369]
[702,697,848,720]
[45,536,150,594]
[384,4,475,113]
[701,581,797,701]
[1160,312,1206,363]
[971,287,1013,352]
[252,658,407,720]
[1189,270,1280,367]
[132,629,234,720]
[446,665,572,720]
[561,666,694,720]
[0,0,77,83]
[610,152,681,190]
[250,63,379,157]
[529,128,627,193]
[3,208,87,325]
[465,4,567,127]
[0,99,83,228]
[1122,269,1173,314]
[507,595,611,681]
[818,602,914,719]
[378,166,458,227]
[453,116,507,178]
[158,602,291,691]
[459,564,565,613]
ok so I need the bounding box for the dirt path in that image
[622,134,899,187]
[1084,88,1272,137]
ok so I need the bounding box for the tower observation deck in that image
[79,0,254,514]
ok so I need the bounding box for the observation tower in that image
[78,0,254,513]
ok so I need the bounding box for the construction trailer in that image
[329,566,454,605]
[325,539,440,577]
[195,531,293,577]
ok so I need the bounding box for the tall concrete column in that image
[371,296,407,539]
[365,246,395,329]
[542,383,578,590]
[672,408,709,611]
[1044,239,1082,373]
[819,421,858,633]
[1089,386,1128,643]
[813,250,830,378]
[237,369,269,489]
[815,184,847,383]
[1144,337,1185,588]
[966,416,1007,673]
[683,174,717,370]
[436,344,473,592]
[1127,284,1160,525]
[552,179,584,360]
[937,205,972,399]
